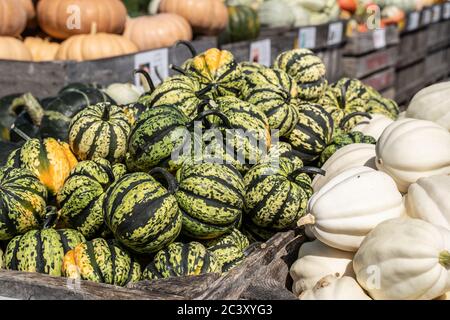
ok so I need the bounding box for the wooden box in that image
[361,67,396,92]
[343,46,398,79]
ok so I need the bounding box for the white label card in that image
[298,27,317,49]
[422,9,432,25]
[327,22,343,46]
[249,39,271,67]
[373,28,386,49]
[407,11,420,31]
[444,3,450,19]
[134,48,169,89]
[432,5,442,23]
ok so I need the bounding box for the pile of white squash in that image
[291,82,450,300]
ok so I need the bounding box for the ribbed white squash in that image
[352,114,394,140]
[104,83,143,106]
[406,82,450,131]
[259,0,296,28]
[312,144,376,192]
[299,275,371,300]
[290,240,354,295]
[436,292,450,300]
[376,119,450,193]
[303,167,405,252]
[405,175,450,230]
[354,218,450,300]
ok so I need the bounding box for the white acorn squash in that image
[104,83,144,106]
[301,166,405,252]
[299,275,372,300]
[405,175,450,230]
[436,292,450,300]
[352,114,394,141]
[376,119,450,193]
[258,0,296,28]
[406,82,450,131]
[354,218,450,300]
[312,143,376,192]
[290,240,355,295]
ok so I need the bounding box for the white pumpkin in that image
[376,119,450,193]
[436,292,450,300]
[397,111,407,120]
[104,83,144,106]
[299,275,371,300]
[405,175,450,230]
[354,218,450,300]
[312,143,376,192]
[352,114,394,140]
[258,0,296,28]
[406,82,450,131]
[290,240,355,295]
[301,166,405,252]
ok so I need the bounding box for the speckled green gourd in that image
[57,159,116,239]
[274,49,327,102]
[205,228,250,272]
[5,228,85,276]
[240,61,266,75]
[69,103,132,163]
[62,238,141,287]
[176,162,245,240]
[244,157,314,231]
[103,170,182,254]
[142,242,221,280]
[241,68,299,137]
[0,166,48,241]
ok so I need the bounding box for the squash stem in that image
[339,112,372,130]
[134,69,155,93]
[10,124,32,142]
[297,214,315,227]
[290,167,326,179]
[42,206,59,229]
[192,110,232,130]
[10,93,44,126]
[439,250,450,268]
[175,40,197,58]
[196,84,215,98]
[149,167,179,194]
[102,104,111,121]
[170,64,187,76]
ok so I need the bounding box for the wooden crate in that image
[361,67,396,92]
[397,29,428,68]
[396,60,426,105]
[0,38,217,99]
[425,48,448,83]
[344,26,399,56]
[343,46,398,79]
[317,47,344,84]
[380,87,396,100]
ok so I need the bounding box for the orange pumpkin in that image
[0,0,27,37]
[20,0,36,27]
[0,37,32,61]
[124,14,192,51]
[24,37,60,61]
[37,0,127,40]
[156,0,228,35]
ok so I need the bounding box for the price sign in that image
[432,5,442,23]
[249,39,271,67]
[134,48,169,89]
[443,3,450,19]
[407,11,420,31]
[373,28,386,49]
[422,9,432,25]
[327,22,344,46]
[298,27,317,49]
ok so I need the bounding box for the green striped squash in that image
[142,242,221,280]
[219,5,260,44]
[0,248,4,269]
[205,228,250,272]
[5,228,85,276]
[176,162,245,240]
[57,159,116,239]
[0,167,48,241]
[365,95,400,120]
[284,103,334,164]
[242,218,276,242]
[126,105,194,173]
[185,48,244,97]
[240,61,266,76]
[260,142,304,168]
[244,158,316,231]
[103,168,182,254]
[274,49,327,102]
[241,68,299,137]
[63,238,141,286]
[112,163,128,181]
[122,102,148,127]
[69,103,132,164]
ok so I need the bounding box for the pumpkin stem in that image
[340,85,347,110]
[192,109,233,130]
[154,66,163,83]
[101,104,111,121]
[439,250,450,268]
[290,167,326,179]
[10,93,44,126]
[339,112,372,130]
[42,206,59,229]
[170,64,187,76]
[175,40,197,58]
[134,69,155,93]
[297,214,315,227]
[10,124,32,142]
[196,84,215,99]
[90,22,98,35]
[149,167,179,194]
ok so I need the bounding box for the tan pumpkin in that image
[56,25,138,61]
[0,37,32,61]
[124,14,192,51]
[156,0,228,35]
[20,0,36,27]
[37,0,127,40]
[24,37,60,62]
[0,0,27,37]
